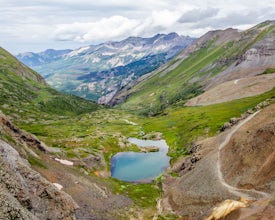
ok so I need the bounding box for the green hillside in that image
[0,47,100,121]
[116,21,275,115]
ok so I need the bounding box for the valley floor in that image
[1,88,274,219]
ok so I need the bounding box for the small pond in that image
[111,138,171,182]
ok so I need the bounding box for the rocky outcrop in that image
[73,154,105,170]
[173,145,202,176]
[0,111,47,153]
[206,21,275,89]
[221,99,272,131]
[98,90,118,105]
[0,139,78,219]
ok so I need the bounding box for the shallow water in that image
[111,138,170,182]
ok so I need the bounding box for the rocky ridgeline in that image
[0,111,47,153]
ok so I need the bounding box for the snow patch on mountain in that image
[16,33,196,103]
[67,46,90,57]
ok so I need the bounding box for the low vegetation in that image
[18,109,141,165]
[140,88,275,159]
[111,179,161,208]
[28,155,48,169]
[260,67,275,75]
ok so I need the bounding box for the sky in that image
[1,0,275,54]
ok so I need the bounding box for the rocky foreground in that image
[0,139,78,219]
[0,111,132,219]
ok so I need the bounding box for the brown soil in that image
[35,154,132,220]
[186,74,275,106]
[220,104,275,220]
[162,104,275,219]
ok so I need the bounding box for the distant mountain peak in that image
[16,33,196,103]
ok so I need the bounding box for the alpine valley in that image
[17,33,195,103]
[0,20,275,220]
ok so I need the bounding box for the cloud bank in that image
[0,0,275,53]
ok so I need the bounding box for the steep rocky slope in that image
[0,112,78,220]
[162,103,275,219]
[112,20,275,115]
[205,21,275,89]
[220,106,275,195]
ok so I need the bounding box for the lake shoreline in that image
[111,138,171,182]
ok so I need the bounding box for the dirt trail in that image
[162,105,274,219]
[214,111,272,219]
[217,111,271,200]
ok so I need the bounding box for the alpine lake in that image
[111,138,171,182]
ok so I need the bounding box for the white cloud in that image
[0,0,275,53]
[53,10,182,43]
[178,7,219,23]
[150,10,182,28]
[54,16,139,42]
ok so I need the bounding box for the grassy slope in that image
[0,47,100,121]
[141,89,275,159]
[118,21,275,115]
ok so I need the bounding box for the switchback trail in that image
[217,110,271,200]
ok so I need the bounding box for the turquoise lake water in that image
[111,138,170,182]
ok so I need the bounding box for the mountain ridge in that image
[17,49,72,67]
[16,33,195,102]
[0,47,47,86]
[112,20,275,115]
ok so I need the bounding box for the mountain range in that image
[1,20,275,220]
[17,33,195,103]
[113,20,275,115]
